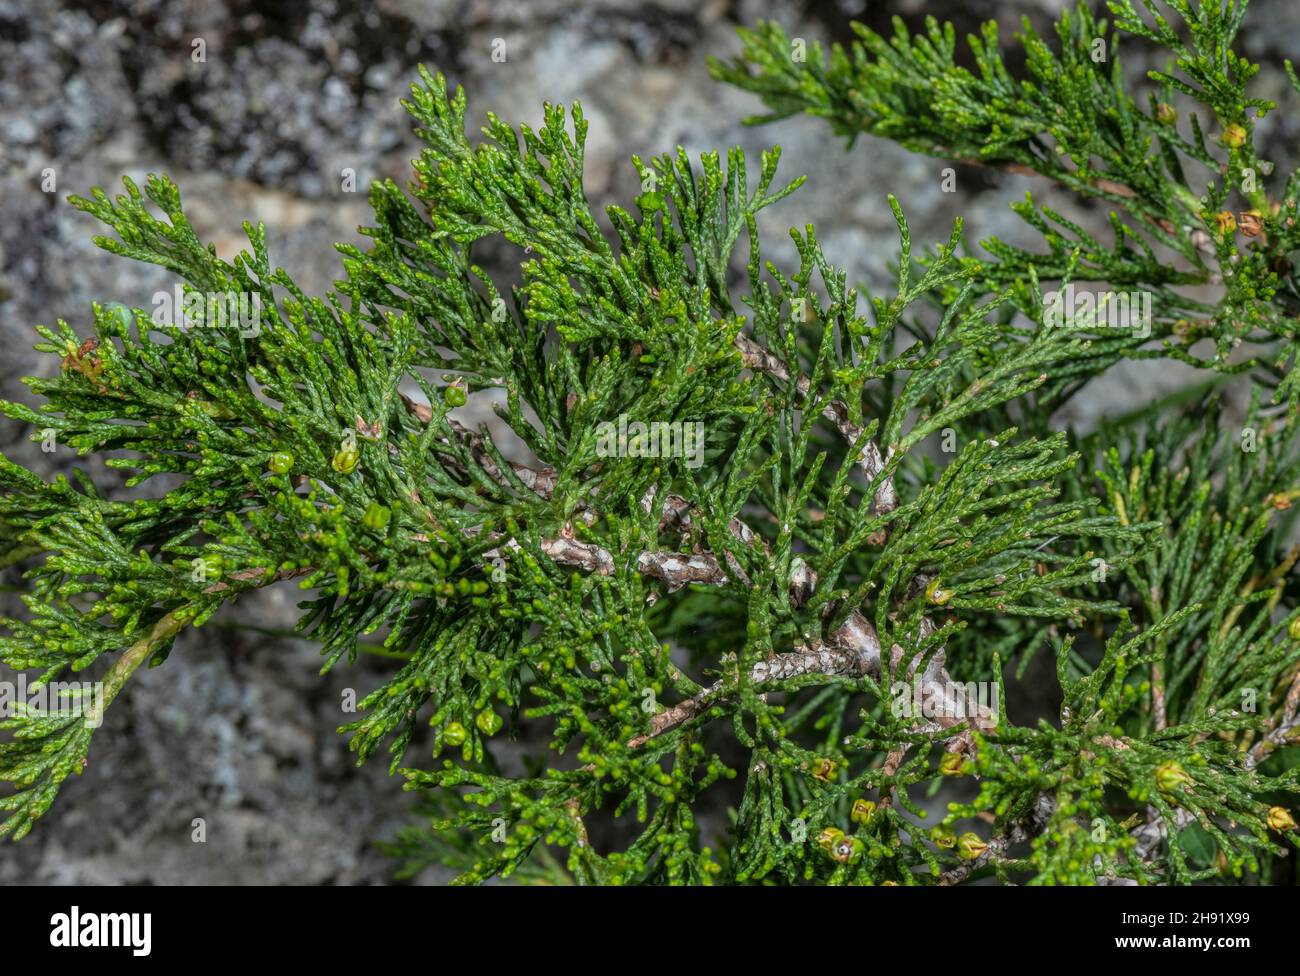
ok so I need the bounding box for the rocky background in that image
[1,0,1296,884]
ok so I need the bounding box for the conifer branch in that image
[1246,669,1300,770]
[628,612,981,750]
[4,7,1299,885]
[734,333,896,514]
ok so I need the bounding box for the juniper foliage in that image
[1,0,1298,885]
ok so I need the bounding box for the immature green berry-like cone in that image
[811,757,837,782]
[1267,806,1296,831]
[940,752,966,777]
[1156,761,1193,794]
[832,837,864,864]
[925,577,953,605]
[817,828,845,852]
[331,444,359,474]
[1221,123,1248,147]
[930,826,957,849]
[475,709,503,736]
[957,833,988,861]
[362,502,392,531]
